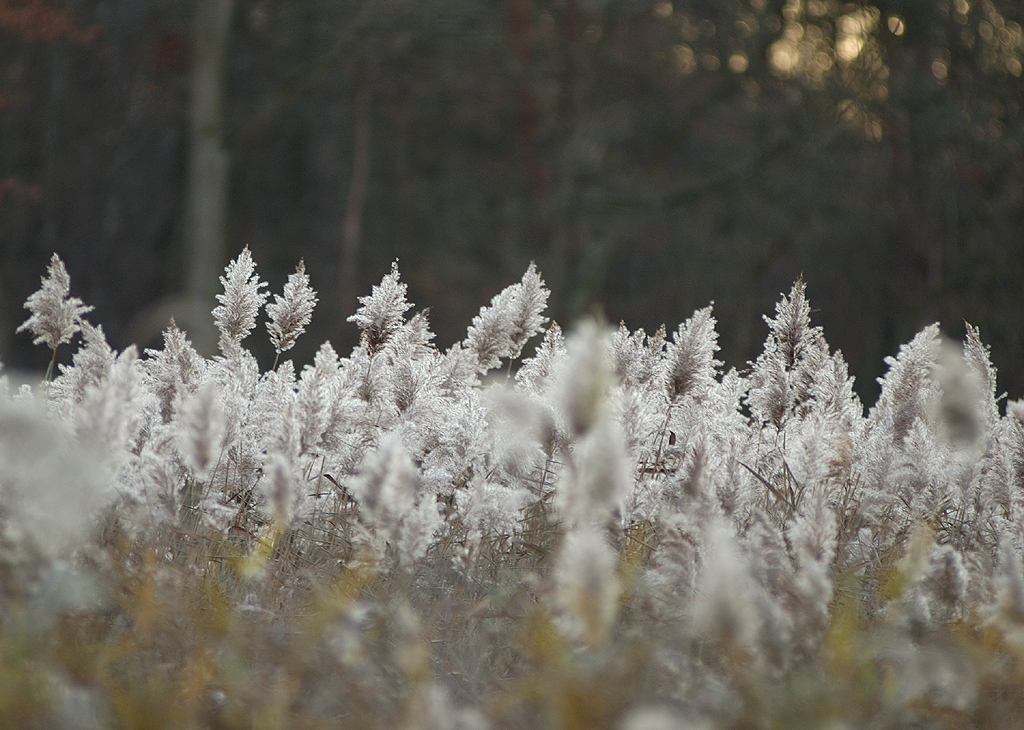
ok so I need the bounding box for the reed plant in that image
[3,251,1024,729]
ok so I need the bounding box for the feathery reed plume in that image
[212,246,269,356]
[267,260,318,369]
[553,525,621,648]
[350,434,416,534]
[565,416,630,525]
[789,486,837,651]
[932,336,987,453]
[611,323,665,389]
[505,262,549,360]
[963,322,1000,426]
[47,322,113,413]
[73,345,144,467]
[348,261,411,354]
[143,319,207,423]
[747,277,829,428]
[176,382,224,480]
[17,253,93,380]
[692,521,761,659]
[516,322,565,395]
[265,453,293,528]
[871,324,941,445]
[464,262,549,373]
[556,318,612,439]
[664,305,720,403]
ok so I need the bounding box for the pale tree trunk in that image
[339,59,373,319]
[183,0,236,355]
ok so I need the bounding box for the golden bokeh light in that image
[728,53,749,73]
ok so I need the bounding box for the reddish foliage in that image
[149,31,189,74]
[0,92,27,111]
[0,0,98,45]
[0,176,40,203]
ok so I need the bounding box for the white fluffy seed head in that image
[348,262,411,354]
[176,383,225,480]
[212,247,269,356]
[266,260,318,355]
[265,453,293,528]
[0,398,105,559]
[17,253,93,351]
[553,525,621,648]
[692,521,761,656]
[931,336,987,454]
[350,434,417,528]
[558,416,630,526]
[556,318,613,439]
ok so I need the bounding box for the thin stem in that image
[272,351,281,372]
[647,402,674,475]
[45,346,58,382]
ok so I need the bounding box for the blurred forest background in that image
[0,0,1021,404]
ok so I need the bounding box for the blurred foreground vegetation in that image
[5,253,1024,728]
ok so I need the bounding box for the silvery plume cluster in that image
[6,248,1024,727]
